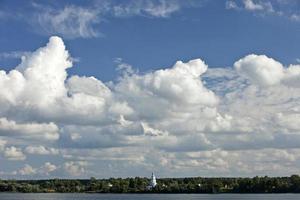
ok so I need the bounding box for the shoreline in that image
[1,176,300,193]
[1,192,300,194]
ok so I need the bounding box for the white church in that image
[147,172,157,190]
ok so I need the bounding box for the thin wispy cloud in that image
[225,1,239,10]
[243,0,273,12]
[290,14,300,21]
[226,0,274,12]
[36,5,101,39]
[225,0,300,20]
[0,51,30,60]
[112,0,181,18]
[31,0,193,39]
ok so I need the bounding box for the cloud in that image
[114,58,218,120]
[0,36,113,126]
[67,75,111,99]
[0,36,300,177]
[141,122,168,137]
[0,118,59,141]
[39,162,57,175]
[275,113,300,131]
[0,139,6,151]
[0,37,71,120]
[32,0,193,39]
[243,0,265,11]
[4,146,26,161]
[112,0,181,18]
[225,1,239,10]
[291,14,300,21]
[25,145,59,155]
[36,5,101,39]
[0,51,30,60]
[114,58,136,76]
[18,164,36,175]
[64,161,87,176]
[226,0,300,22]
[234,54,300,87]
[17,162,57,176]
[234,54,284,86]
[142,1,180,17]
[226,0,274,12]
[159,134,214,152]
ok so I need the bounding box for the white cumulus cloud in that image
[64,161,87,177]
[234,54,300,87]
[18,164,36,175]
[39,162,57,175]
[0,36,300,178]
[4,146,26,161]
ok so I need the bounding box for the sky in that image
[0,0,300,179]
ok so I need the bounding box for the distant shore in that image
[1,175,300,193]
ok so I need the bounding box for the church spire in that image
[150,172,157,188]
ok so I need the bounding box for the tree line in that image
[1,175,300,193]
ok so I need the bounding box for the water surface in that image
[0,193,299,200]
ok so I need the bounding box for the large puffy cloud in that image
[113,58,222,139]
[0,36,220,133]
[0,37,67,112]
[0,37,71,115]
[234,54,300,87]
[115,59,218,114]
[0,36,115,126]
[211,55,300,152]
[54,52,223,150]
[16,36,71,105]
[234,54,284,86]
[0,37,300,178]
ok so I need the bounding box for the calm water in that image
[0,193,299,200]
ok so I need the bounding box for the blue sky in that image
[1,0,300,81]
[0,0,300,179]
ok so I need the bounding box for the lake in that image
[0,193,299,200]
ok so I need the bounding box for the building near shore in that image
[146,172,157,190]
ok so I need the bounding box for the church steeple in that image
[150,172,157,188]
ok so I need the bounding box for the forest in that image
[1,175,300,193]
